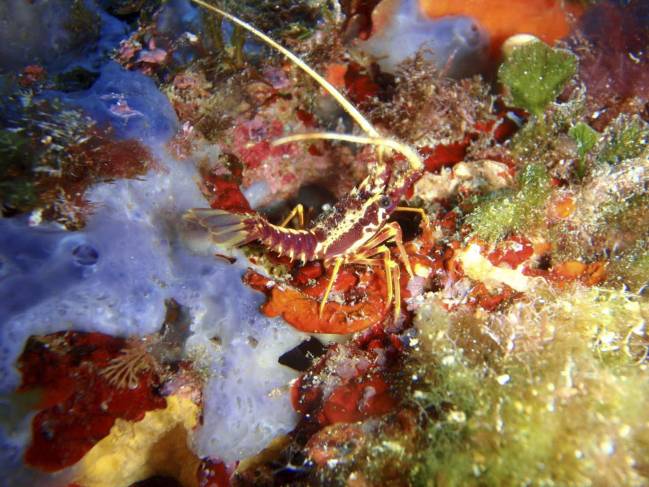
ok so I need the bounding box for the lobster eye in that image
[379,195,391,208]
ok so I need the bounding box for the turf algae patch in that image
[596,114,649,166]
[407,288,649,486]
[465,164,551,242]
[569,121,599,178]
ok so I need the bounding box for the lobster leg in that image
[319,256,344,318]
[279,204,305,228]
[358,221,414,277]
[394,206,430,228]
[389,258,401,321]
[351,245,402,320]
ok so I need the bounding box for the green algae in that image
[597,114,649,166]
[498,41,577,117]
[569,121,599,178]
[465,164,550,242]
[551,155,649,263]
[570,121,599,159]
[598,191,649,233]
[608,240,649,294]
[506,99,646,183]
[0,129,39,212]
[407,302,482,486]
[405,287,649,486]
[328,285,649,486]
[507,90,585,169]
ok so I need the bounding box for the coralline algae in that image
[360,0,490,77]
[0,25,307,479]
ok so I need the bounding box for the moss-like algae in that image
[498,41,577,117]
[0,129,39,211]
[319,285,649,486]
[508,96,584,173]
[570,121,599,159]
[552,154,649,263]
[215,0,325,40]
[569,121,599,178]
[465,164,551,242]
[405,287,649,486]
[597,114,649,166]
[408,304,482,486]
[607,240,649,294]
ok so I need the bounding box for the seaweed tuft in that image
[499,41,577,117]
[569,121,599,177]
[465,164,551,242]
[597,114,649,166]
[406,287,649,486]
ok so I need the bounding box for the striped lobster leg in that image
[344,221,412,320]
[349,246,401,321]
[356,221,413,277]
[279,204,305,228]
[319,257,344,318]
[318,222,410,320]
[184,208,261,247]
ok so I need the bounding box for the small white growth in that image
[457,242,533,292]
[496,374,511,385]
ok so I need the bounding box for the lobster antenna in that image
[274,133,424,172]
[191,0,379,138]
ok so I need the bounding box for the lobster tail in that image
[184,208,260,247]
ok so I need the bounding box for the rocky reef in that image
[1,1,648,486]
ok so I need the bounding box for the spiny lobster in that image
[186,0,427,321]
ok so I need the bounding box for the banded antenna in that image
[190,0,424,172]
[190,0,378,138]
[274,133,424,171]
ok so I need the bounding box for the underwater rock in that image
[571,1,649,130]
[0,0,128,73]
[0,105,154,225]
[359,0,490,77]
[156,0,202,38]
[2,1,648,485]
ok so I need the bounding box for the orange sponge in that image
[420,0,584,55]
